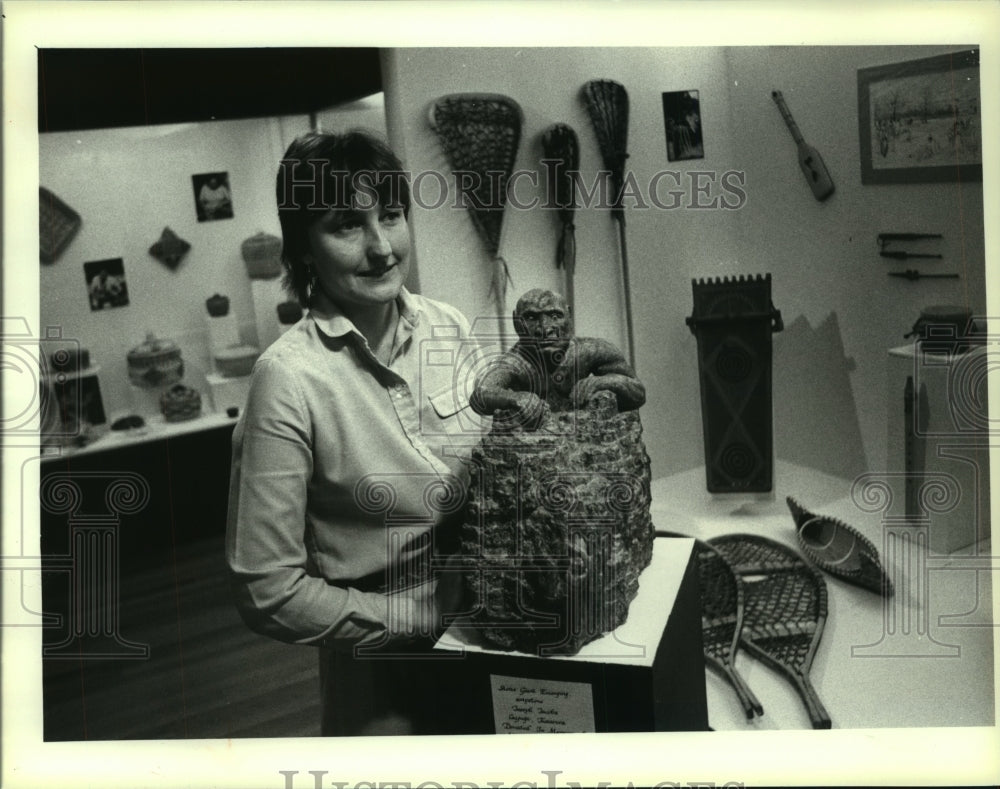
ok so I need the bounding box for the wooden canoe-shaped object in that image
[786,497,893,597]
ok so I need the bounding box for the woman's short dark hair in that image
[276,129,411,306]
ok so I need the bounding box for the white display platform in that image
[429,537,707,734]
[887,343,991,553]
[437,537,693,666]
[205,371,251,415]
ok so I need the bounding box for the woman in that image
[226,130,483,736]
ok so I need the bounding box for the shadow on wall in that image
[773,312,868,481]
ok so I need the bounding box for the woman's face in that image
[305,200,410,312]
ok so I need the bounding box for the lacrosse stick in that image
[581,79,635,368]
[541,123,580,318]
[429,93,523,324]
[709,533,832,729]
[657,530,763,719]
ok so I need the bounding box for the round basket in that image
[205,293,231,317]
[241,232,283,280]
[160,384,202,422]
[127,333,184,389]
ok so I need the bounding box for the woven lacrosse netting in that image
[540,123,580,315]
[581,79,635,367]
[708,533,832,729]
[429,93,523,308]
[657,531,763,720]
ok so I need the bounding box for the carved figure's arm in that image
[557,338,646,411]
[469,353,547,430]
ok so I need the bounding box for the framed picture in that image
[83,258,130,310]
[662,90,704,161]
[192,171,234,221]
[857,49,981,184]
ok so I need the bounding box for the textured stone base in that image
[460,392,654,655]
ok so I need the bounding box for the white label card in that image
[489,674,596,734]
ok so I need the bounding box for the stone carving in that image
[460,289,654,655]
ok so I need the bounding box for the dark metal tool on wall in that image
[879,250,943,261]
[889,269,959,281]
[877,232,942,246]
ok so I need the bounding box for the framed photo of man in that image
[192,171,234,221]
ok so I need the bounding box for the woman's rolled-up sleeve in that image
[225,357,408,648]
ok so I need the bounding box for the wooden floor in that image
[42,534,322,741]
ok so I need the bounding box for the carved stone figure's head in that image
[513,289,572,348]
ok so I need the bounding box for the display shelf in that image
[40,409,239,462]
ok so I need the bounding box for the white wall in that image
[383,46,987,482]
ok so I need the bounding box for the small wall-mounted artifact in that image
[771,90,835,201]
[127,332,184,389]
[148,227,191,270]
[40,187,82,264]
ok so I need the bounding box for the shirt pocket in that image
[429,384,468,419]
[424,384,488,439]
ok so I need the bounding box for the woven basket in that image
[160,384,202,422]
[241,232,283,279]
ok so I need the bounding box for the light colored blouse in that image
[225,288,486,649]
